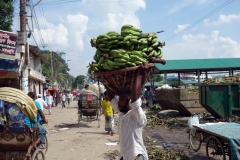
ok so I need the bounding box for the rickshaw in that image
[0,87,48,160]
[77,93,101,128]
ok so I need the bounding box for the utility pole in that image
[51,51,54,87]
[18,0,42,93]
[19,0,29,93]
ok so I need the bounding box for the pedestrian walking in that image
[144,87,153,107]
[106,62,148,160]
[61,93,66,108]
[35,94,47,110]
[66,92,71,105]
[54,92,58,107]
[70,92,73,102]
[101,91,115,136]
[45,91,54,115]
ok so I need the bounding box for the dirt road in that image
[43,100,210,160]
[43,100,119,160]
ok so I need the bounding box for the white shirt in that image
[61,94,66,101]
[111,98,148,160]
[35,98,47,110]
[45,95,53,105]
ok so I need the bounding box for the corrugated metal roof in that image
[29,45,49,64]
[154,58,240,73]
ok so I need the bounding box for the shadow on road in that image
[54,122,90,128]
[76,131,111,135]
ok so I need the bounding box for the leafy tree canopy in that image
[72,75,86,89]
[41,50,71,88]
[0,0,14,31]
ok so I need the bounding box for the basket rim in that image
[94,63,154,76]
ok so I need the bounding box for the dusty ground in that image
[43,100,119,160]
[43,100,209,160]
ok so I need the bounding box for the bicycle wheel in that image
[189,129,202,152]
[31,148,45,160]
[206,136,225,160]
[43,136,48,156]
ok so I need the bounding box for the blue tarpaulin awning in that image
[0,58,18,72]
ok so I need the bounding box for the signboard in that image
[0,71,19,78]
[0,30,17,59]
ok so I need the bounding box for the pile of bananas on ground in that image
[88,24,165,73]
[203,73,240,84]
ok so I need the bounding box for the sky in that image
[12,0,240,77]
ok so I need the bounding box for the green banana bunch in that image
[90,38,97,47]
[102,61,113,70]
[121,24,134,31]
[88,24,166,72]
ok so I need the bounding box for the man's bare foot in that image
[107,131,110,134]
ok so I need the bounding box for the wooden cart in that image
[189,122,240,160]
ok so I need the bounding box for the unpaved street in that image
[43,100,119,160]
[43,100,210,160]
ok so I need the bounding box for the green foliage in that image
[72,75,86,89]
[41,50,52,79]
[41,50,71,87]
[154,74,163,82]
[0,0,14,31]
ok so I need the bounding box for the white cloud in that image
[32,22,69,51]
[67,14,89,51]
[99,13,140,31]
[163,30,240,60]
[204,14,240,26]
[174,24,190,34]
[82,0,145,31]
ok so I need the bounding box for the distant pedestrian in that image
[144,87,153,107]
[67,92,71,105]
[45,91,54,115]
[36,94,47,110]
[70,93,73,102]
[101,91,115,136]
[54,92,58,107]
[61,93,66,108]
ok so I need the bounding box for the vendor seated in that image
[81,84,97,96]
[78,84,98,109]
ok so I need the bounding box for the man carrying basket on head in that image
[106,62,148,160]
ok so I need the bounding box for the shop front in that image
[28,68,46,97]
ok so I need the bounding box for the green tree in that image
[72,75,86,89]
[0,0,14,31]
[42,50,52,79]
[42,50,70,88]
[52,52,70,87]
[155,74,163,82]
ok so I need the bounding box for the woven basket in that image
[94,63,154,95]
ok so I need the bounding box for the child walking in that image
[101,91,115,136]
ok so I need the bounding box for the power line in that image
[42,0,138,5]
[39,2,52,51]
[164,0,235,42]
[30,0,45,46]
[27,23,38,46]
